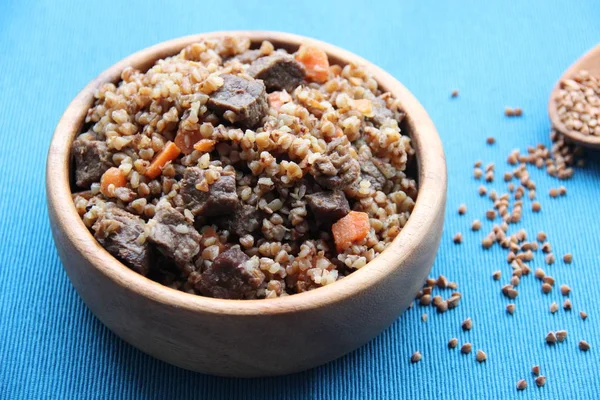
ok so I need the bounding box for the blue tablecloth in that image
[1,0,600,398]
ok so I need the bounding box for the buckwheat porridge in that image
[71,36,417,299]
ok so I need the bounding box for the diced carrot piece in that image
[144,141,181,180]
[174,129,204,155]
[268,91,292,111]
[100,167,126,196]
[353,99,374,117]
[193,139,216,153]
[295,44,330,83]
[331,211,371,251]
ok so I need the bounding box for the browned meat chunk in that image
[207,74,268,129]
[310,137,360,190]
[306,190,350,222]
[180,167,238,217]
[360,159,387,191]
[92,204,149,275]
[369,100,393,127]
[230,205,262,236]
[197,248,265,299]
[248,54,305,92]
[148,203,201,267]
[366,97,406,128]
[231,49,261,64]
[215,204,263,237]
[72,137,112,188]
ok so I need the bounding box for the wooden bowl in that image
[46,31,446,377]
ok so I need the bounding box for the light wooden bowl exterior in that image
[548,44,600,149]
[46,31,446,377]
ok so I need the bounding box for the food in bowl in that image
[71,36,418,300]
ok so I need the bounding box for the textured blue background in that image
[1,0,600,398]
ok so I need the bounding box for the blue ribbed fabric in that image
[1,0,599,398]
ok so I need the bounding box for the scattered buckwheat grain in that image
[556,330,567,342]
[563,253,573,264]
[542,283,553,294]
[451,89,459,98]
[458,204,467,215]
[436,275,448,288]
[534,268,545,280]
[448,338,459,349]
[550,302,558,314]
[535,376,546,387]
[545,253,555,265]
[476,350,487,362]
[437,300,449,313]
[510,276,520,287]
[579,340,590,351]
[546,331,557,344]
[542,242,552,253]
[516,379,527,391]
[411,351,422,363]
[453,233,463,244]
[487,137,496,145]
[563,299,572,311]
[506,304,516,315]
[502,284,519,299]
[532,365,540,376]
[419,294,432,306]
[492,270,502,280]
[461,343,472,354]
[532,201,541,212]
[537,232,547,242]
[580,311,588,320]
[421,313,428,322]
[543,276,555,286]
[507,252,516,263]
[461,317,472,331]
[482,236,494,249]
[560,284,571,296]
[472,219,482,231]
[447,295,461,309]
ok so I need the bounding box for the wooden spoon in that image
[548,44,600,149]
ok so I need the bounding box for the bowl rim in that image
[47,30,446,316]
